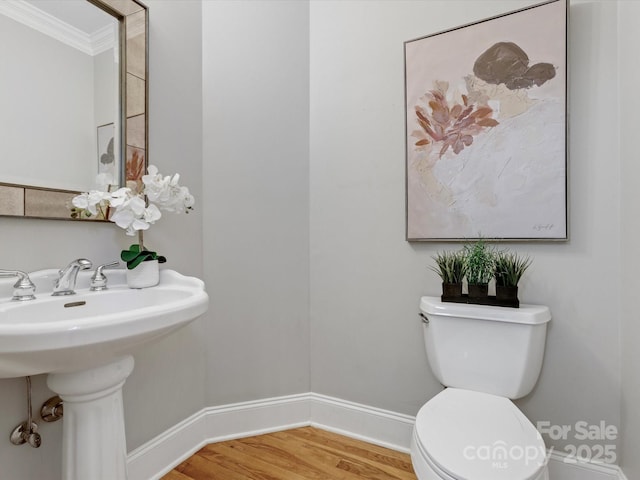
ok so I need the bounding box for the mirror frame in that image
[0,0,148,221]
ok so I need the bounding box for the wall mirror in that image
[0,0,147,220]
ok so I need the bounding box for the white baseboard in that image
[126,393,629,480]
[308,393,415,453]
[547,450,628,480]
[127,393,310,480]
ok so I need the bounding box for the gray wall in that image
[94,48,116,130]
[619,1,640,476]
[0,1,204,478]
[202,0,311,405]
[309,0,622,458]
[123,0,205,452]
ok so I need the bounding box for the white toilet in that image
[411,296,551,480]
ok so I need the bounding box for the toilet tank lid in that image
[420,296,551,325]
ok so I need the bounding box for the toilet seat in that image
[412,388,548,480]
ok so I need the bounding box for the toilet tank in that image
[419,296,551,399]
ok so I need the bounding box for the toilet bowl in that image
[411,297,551,480]
[411,388,548,480]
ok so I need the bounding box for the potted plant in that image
[464,239,495,299]
[430,250,466,299]
[494,251,531,305]
[72,165,194,288]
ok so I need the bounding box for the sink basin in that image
[0,269,208,378]
[0,267,209,480]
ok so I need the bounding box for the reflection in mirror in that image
[0,0,147,220]
[0,1,119,191]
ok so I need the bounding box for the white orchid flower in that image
[143,203,162,223]
[71,192,92,213]
[110,208,135,232]
[131,217,151,232]
[71,190,110,216]
[72,166,193,241]
[108,187,132,207]
[127,195,147,216]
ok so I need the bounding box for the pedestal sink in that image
[0,269,209,480]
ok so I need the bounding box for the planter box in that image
[441,294,519,308]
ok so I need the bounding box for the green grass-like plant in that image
[494,251,531,287]
[430,250,467,284]
[464,239,495,285]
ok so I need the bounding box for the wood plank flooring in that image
[161,427,417,480]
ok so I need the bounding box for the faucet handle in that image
[90,261,120,291]
[0,270,36,301]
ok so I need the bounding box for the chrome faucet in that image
[52,259,92,296]
[0,270,36,301]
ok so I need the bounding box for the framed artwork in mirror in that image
[404,0,567,241]
[97,123,116,180]
[0,0,147,221]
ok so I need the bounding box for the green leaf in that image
[127,252,150,269]
[121,250,139,262]
[120,244,167,269]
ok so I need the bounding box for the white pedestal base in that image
[47,356,135,480]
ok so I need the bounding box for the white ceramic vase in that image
[126,259,159,289]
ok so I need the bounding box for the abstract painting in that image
[405,0,567,241]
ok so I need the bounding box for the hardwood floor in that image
[161,426,417,480]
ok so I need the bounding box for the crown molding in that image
[0,0,115,56]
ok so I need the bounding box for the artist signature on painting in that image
[533,224,554,232]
